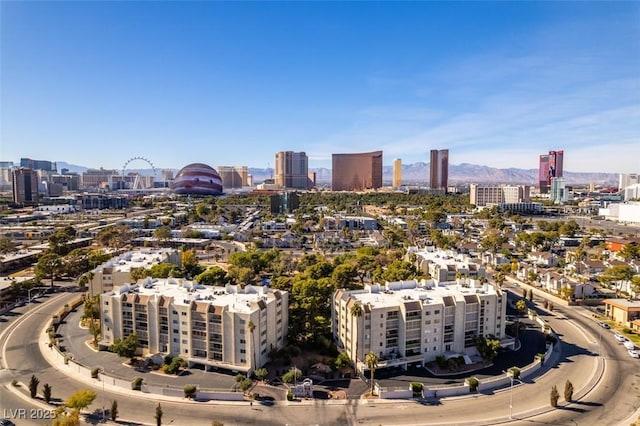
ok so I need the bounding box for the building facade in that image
[82,168,119,189]
[538,150,564,194]
[275,151,309,189]
[89,248,181,295]
[332,279,507,372]
[469,184,530,207]
[331,151,383,191]
[20,158,56,172]
[393,158,402,188]
[429,149,449,191]
[12,168,39,204]
[217,166,249,189]
[101,280,288,374]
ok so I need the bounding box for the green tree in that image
[515,299,527,315]
[155,403,163,426]
[564,380,574,402]
[254,368,268,382]
[110,332,138,359]
[35,253,64,287]
[0,236,16,254]
[52,406,80,426]
[332,263,358,289]
[43,383,52,403]
[110,400,118,421]
[29,374,40,398]
[365,351,379,396]
[153,226,173,245]
[282,367,302,384]
[65,389,97,411]
[475,335,501,362]
[195,266,229,286]
[181,249,203,279]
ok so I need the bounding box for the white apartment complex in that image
[332,279,506,372]
[89,248,181,295]
[470,184,530,207]
[101,279,288,374]
[408,246,486,284]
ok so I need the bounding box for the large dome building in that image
[171,163,223,196]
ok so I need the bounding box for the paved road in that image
[2,291,638,426]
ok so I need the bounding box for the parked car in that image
[597,321,610,329]
[628,349,640,359]
[0,419,16,426]
[614,334,627,342]
[623,340,636,350]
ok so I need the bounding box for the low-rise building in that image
[604,298,640,326]
[332,279,507,372]
[100,280,288,374]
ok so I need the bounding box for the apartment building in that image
[409,247,486,284]
[469,184,530,207]
[100,279,288,374]
[332,279,506,372]
[89,248,181,295]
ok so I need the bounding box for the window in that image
[434,310,440,315]
[181,312,187,316]
[240,339,246,344]
[182,339,187,344]
[104,301,109,306]
[240,349,246,354]
[181,331,187,335]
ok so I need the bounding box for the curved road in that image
[1,293,638,426]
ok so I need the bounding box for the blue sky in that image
[1,2,639,173]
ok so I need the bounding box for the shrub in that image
[550,385,560,407]
[508,367,520,380]
[28,375,39,398]
[436,355,447,368]
[286,390,294,401]
[564,380,574,402]
[410,382,423,395]
[546,334,558,344]
[131,377,143,391]
[240,378,253,392]
[183,384,197,399]
[43,383,52,404]
[91,368,100,379]
[11,379,18,387]
[466,377,479,392]
[536,353,546,365]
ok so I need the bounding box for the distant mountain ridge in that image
[57,161,619,186]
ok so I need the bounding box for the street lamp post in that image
[507,371,523,420]
[98,367,105,422]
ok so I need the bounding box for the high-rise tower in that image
[393,158,402,188]
[12,168,39,204]
[430,149,449,192]
[275,151,309,189]
[539,150,564,193]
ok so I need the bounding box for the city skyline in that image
[2,2,639,173]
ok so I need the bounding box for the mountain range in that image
[56,161,619,186]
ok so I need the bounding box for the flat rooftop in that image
[348,279,497,310]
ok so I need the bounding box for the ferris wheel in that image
[122,156,156,190]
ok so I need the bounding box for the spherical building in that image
[171,163,223,196]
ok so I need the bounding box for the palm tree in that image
[247,320,256,373]
[365,351,378,396]
[350,303,363,372]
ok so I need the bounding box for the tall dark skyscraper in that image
[12,168,39,204]
[538,150,564,193]
[332,151,383,191]
[430,149,449,192]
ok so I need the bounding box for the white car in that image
[623,340,636,350]
[614,334,627,342]
[628,349,640,359]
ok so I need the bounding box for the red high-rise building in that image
[538,150,564,193]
